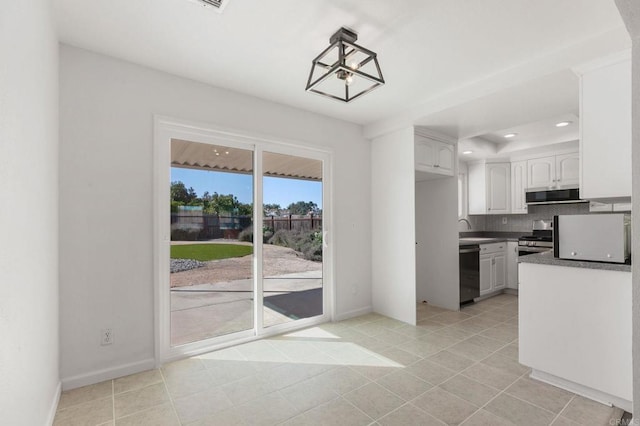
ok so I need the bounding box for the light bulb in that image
[349,62,359,70]
[336,70,355,86]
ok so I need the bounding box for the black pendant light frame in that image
[305,27,385,103]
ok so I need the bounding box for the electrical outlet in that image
[101,328,113,346]
[502,217,508,225]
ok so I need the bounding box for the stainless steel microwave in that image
[553,214,631,264]
[525,188,584,205]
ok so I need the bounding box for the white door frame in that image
[153,115,334,365]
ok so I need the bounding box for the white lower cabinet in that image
[506,241,519,289]
[479,255,493,294]
[479,242,507,296]
[519,262,631,409]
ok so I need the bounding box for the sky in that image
[171,167,322,208]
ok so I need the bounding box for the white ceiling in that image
[55,0,630,144]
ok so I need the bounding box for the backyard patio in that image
[170,241,323,346]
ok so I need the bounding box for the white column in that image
[614,0,640,416]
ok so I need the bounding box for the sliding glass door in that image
[158,127,329,355]
[262,151,324,328]
[169,140,255,346]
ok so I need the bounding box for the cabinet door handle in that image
[434,164,440,168]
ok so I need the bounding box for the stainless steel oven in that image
[518,219,553,257]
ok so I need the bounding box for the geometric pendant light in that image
[305,27,385,103]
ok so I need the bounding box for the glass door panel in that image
[169,139,254,346]
[261,152,323,328]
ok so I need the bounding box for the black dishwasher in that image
[459,244,480,305]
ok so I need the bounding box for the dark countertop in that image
[459,232,520,246]
[460,231,525,240]
[518,250,631,272]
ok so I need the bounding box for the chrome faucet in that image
[458,218,472,230]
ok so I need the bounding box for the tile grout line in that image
[405,298,529,424]
[352,299,520,425]
[456,366,531,425]
[158,367,182,425]
[549,394,577,425]
[111,379,115,425]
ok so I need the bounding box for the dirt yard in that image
[170,243,322,288]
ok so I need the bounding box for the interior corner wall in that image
[371,127,417,325]
[58,45,372,387]
[415,177,460,311]
[0,2,60,424]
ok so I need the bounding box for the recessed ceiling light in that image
[462,150,473,155]
[555,121,572,127]
[504,133,517,139]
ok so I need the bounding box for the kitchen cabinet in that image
[468,162,510,215]
[415,134,454,177]
[479,242,506,296]
[527,152,578,190]
[510,161,527,214]
[520,262,631,410]
[555,153,579,187]
[506,241,518,289]
[575,52,631,201]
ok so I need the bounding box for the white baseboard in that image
[530,369,632,413]
[503,288,519,295]
[46,381,61,425]
[333,306,372,322]
[61,358,156,391]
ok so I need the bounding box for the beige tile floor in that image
[54,293,624,425]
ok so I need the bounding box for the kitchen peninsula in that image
[518,254,632,411]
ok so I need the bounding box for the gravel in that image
[170,258,206,273]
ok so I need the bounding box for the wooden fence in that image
[171,214,321,240]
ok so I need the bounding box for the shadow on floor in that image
[264,288,323,320]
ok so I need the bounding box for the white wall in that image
[415,175,460,311]
[371,127,417,325]
[0,2,60,425]
[59,45,372,387]
[613,0,639,415]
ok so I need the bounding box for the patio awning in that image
[171,139,322,181]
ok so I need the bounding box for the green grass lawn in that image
[170,243,253,261]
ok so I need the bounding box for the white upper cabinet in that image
[526,152,579,190]
[415,136,436,169]
[511,160,527,214]
[468,162,510,215]
[486,163,510,214]
[555,153,579,187]
[575,52,631,201]
[415,132,455,179]
[527,156,555,189]
[436,143,454,174]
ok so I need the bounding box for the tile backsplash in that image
[470,203,592,233]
